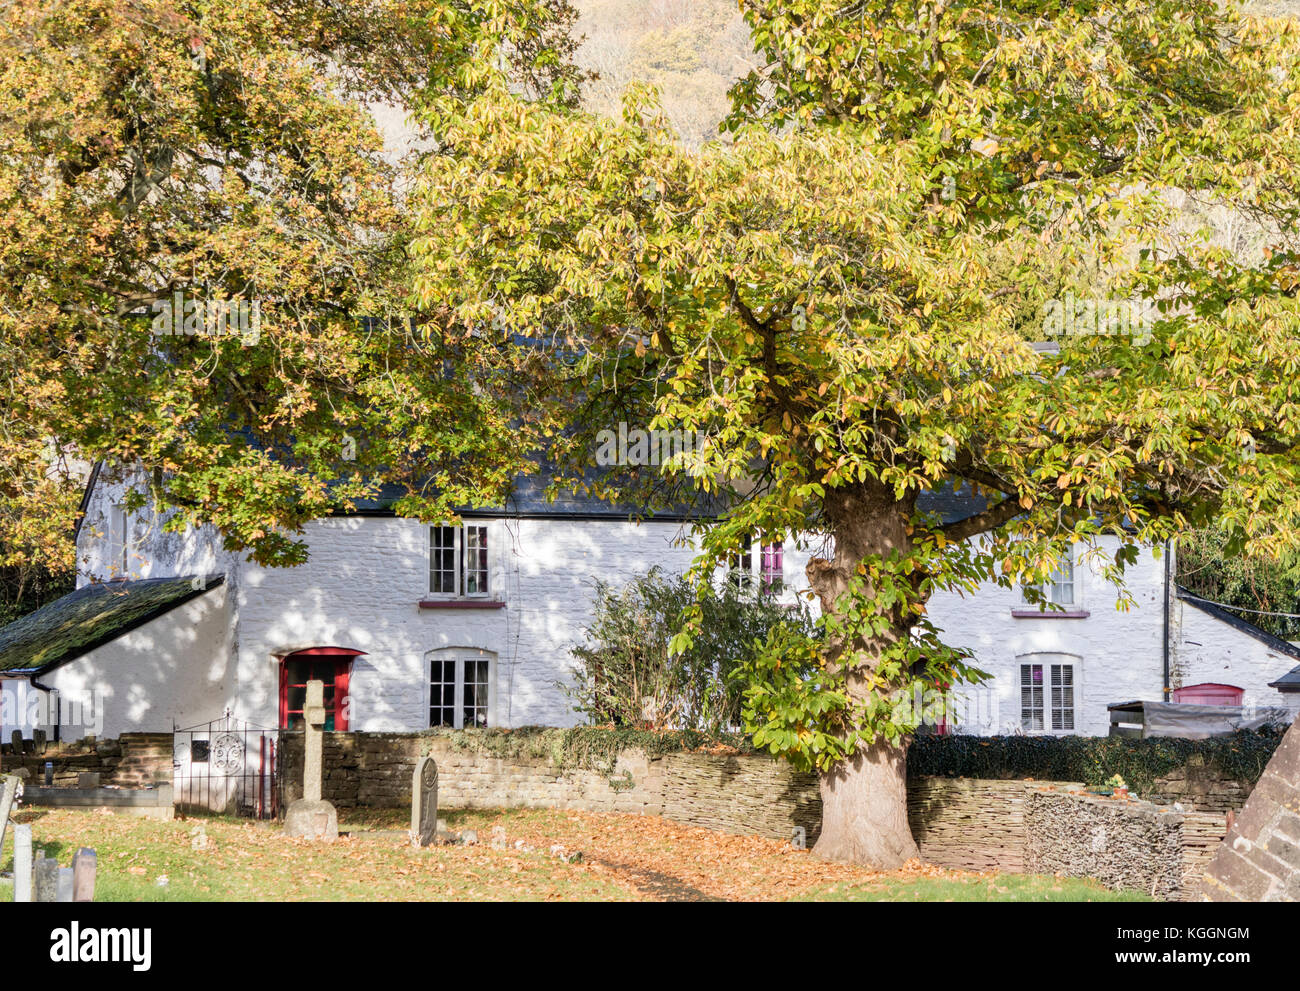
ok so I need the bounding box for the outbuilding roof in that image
[0,575,223,675]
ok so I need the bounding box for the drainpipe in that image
[71,460,103,547]
[27,672,59,744]
[1162,539,1172,702]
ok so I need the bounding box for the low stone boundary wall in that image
[0,734,172,788]
[277,730,1237,893]
[1027,790,1184,898]
[659,751,821,842]
[278,731,823,842]
[1025,788,1228,900]
[1148,755,1253,814]
[908,777,1052,873]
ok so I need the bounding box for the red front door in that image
[279,648,363,730]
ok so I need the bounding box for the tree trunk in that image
[813,736,919,867]
[805,481,923,868]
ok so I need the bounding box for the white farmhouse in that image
[2,463,1297,745]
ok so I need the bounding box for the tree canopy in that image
[6,0,1300,867]
[0,0,584,571]
[411,1,1300,863]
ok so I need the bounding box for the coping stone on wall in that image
[1196,715,1300,902]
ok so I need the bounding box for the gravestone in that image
[34,856,58,903]
[13,825,32,902]
[283,680,338,841]
[9,730,21,754]
[0,774,20,854]
[56,867,73,903]
[410,756,438,847]
[72,848,97,902]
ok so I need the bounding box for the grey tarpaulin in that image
[1139,701,1292,739]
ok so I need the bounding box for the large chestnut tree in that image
[412,1,1300,865]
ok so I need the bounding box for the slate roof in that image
[1268,664,1300,692]
[342,473,989,525]
[0,575,224,674]
[341,472,719,521]
[915,483,988,525]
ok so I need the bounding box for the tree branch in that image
[940,495,1024,542]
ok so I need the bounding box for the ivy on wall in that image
[423,726,1285,796]
[908,730,1285,796]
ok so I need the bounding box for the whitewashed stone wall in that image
[1171,597,1300,710]
[69,469,1299,734]
[77,465,239,586]
[234,515,817,731]
[927,536,1169,736]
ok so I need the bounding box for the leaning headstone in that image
[56,867,73,903]
[13,825,32,902]
[791,826,807,851]
[410,756,438,847]
[72,848,97,902]
[282,680,338,841]
[34,856,58,903]
[0,774,20,852]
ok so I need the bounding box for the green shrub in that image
[566,568,816,734]
[908,729,1285,795]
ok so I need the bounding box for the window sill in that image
[418,599,506,610]
[1010,608,1090,619]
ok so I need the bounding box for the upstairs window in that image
[1024,551,1075,607]
[429,524,489,597]
[728,536,755,591]
[728,537,784,595]
[108,505,131,575]
[760,542,784,594]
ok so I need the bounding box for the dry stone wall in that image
[0,734,172,787]
[1025,790,1187,899]
[278,729,1240,895]
[1147,756,1254,813]
[278,731,819,840]
[908,777,1047,873]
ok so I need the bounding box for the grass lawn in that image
[3,806,1150,902]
